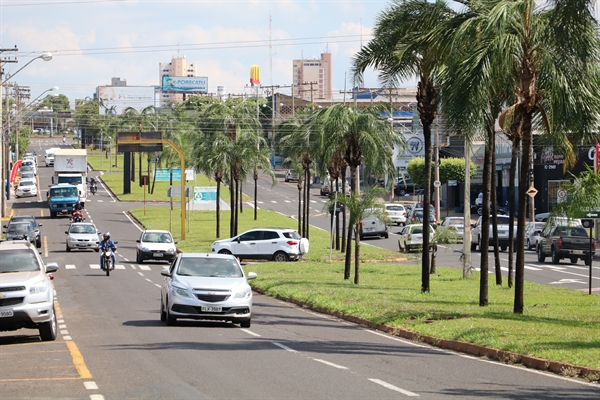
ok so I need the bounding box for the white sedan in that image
[15,180,38,198]
[398,224,436,253]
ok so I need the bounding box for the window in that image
[263,231,279,240]
[239,231,262,241]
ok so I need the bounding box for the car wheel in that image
[136,251,143,264]
[160,297,167,322]
[470,241,477,251]
[218,249,232,255]
[66,243,71,252]
[36,237,42,248]
[500,245,507,252]
[50,211,57,218]
[384,232,389,239]
[570,257,578,264]
[526,239,531,250]
[551,247,560,264]
[477,207,483,216]
[537,245,546,262]
[273,251,289,262]
[166,302,177,326]
[585,255,592,266]
[405,245,411,253]
[240,318,251,328]
[39,307,57,341]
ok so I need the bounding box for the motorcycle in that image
[70,210,84,223]
[100,241,118,277]
[90,182,97,195]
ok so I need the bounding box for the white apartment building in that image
[159,56,197,106]
[292,53,332,101]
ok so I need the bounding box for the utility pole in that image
[1,47,18,217]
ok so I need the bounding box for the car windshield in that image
[57,176,83,185]
[497,217,510,225]
[448,219,463,226]
[386,206,404,211]
[21,173,35,179]
[70,225,97,234]
[19,181,35,187]
[177,258,243,278]
[8,223,33,233]
[0,250,41,273]
[143,232,172,243]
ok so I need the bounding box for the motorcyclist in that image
[89,177,98,194]
[99,232,117,270]
[62,135,66,143]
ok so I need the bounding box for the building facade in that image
[292,53,332,101]
[159,56,197,106]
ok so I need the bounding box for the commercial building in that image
[292,53,332,101]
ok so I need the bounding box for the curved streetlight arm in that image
[1,53,52,85]
[1,88,58,135]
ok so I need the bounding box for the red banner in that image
[10,160,22,183]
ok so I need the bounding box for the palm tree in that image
[440,0,600,313]
[352,0,453,292]
[314,104,401,279]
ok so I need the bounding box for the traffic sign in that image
[434,180,441,188]
[557,189,567,199]
[448,180,457,187]
[584,211,600,218]
[526,186,538,198]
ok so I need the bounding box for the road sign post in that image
[581,217,598,295]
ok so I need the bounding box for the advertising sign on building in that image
[154,168,181,181]
[162,76,208,93]
[96,86,156,115]
[193,187,218,204]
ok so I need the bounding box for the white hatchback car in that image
[398,224,436,253]
[212,228,309,262]
[20,160,37,175]
[384,203,407,226]
[65,223,101,252]
[136,230,178,263]
[160,253,257,327]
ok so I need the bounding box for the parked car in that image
[439,217,465,243]
[0,241,59,341]
[397,224,436,253]
[23,155,37,167]
[525,222,546,250]
[321,179,350,196]
[5,215,42,248]
[470,215,517,252]
[136,229,178,263]
[211,228,309,262]
[20,160,37,175]
[384,203,407,226]
[406,206,437,227]
[359,208,389,239]
[160,253,257,327]
[19,171,36,183]
[15,180,38,198]
[284,170,300,182]
[19,165,35,176]
[65,223,101,252]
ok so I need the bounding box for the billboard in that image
[96,86,156,115]
[162,76,208,93]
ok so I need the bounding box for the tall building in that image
[292,53,332,101]
[159,56,197,106]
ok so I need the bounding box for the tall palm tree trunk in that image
[508,137,519,288]
[229,168,235,238]
[490,132,502,285]
[304,169,310,239]
[354,226,361,284]
[239,180,243,214]
[341,169,347,252]
[216,180,221,238]
[480,132,492,306]
[234,179,239,236]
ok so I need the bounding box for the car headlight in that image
[234,287,252,299]
[166,248,176,253]
[30,280,49,294]
[170,285,190,298]
[141,247,150,252]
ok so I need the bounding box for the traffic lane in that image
[247,293,600,399]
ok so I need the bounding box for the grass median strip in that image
[128,204,600,372]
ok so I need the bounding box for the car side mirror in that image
[160,268,171,277]
[136,239,140,243]
[174,241,178,244]
[237,237,241,243]
[65,231,68,234]
[38,223,42,227]
[246,272,258,280]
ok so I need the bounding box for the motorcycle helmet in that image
[103,232,111,240]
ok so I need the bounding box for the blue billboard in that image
[162,76,208,93]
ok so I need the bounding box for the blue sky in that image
[1,0,406,106]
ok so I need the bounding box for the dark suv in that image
[4,215,42,248]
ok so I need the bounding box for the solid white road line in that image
[241,329,261,337]
[272,342,298,353]
[123,211,144,231]
[368,379,419,397]
[312,358,349,370]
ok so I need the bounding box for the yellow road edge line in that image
[0,377,81,382]
[40,208,44,217]
[1,209,14,222]
[54,301,63,319]
[43,236,48,257]
[65,341,92,379]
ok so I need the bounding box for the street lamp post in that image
[1,52,53,217]
[12,87,58,158]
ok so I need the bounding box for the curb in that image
[252,289,600,383]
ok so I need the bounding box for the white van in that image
[359,208,389,240]
[45,148,58,167]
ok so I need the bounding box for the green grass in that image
[127,204,600,371]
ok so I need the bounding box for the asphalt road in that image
[1,138,599,399]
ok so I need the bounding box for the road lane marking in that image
[115,265,125,269]
[312,358,348,370]
[241,329,261,337]
[90,394,105,400]
[122,211,143,231]
[154,284,161,288]
[65,341,92,379]
[145,278,153,283]
[138,272,145,276]
[369,379,419,397]
[272,342,298,353]
[84,381,98,390]
[65,264,76,269]
[138,265,151,271]
[90,264,100,269]
[43,236,48,257]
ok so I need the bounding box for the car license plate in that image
[153,252,163,257]
[201,306,222,312]
[366,228,373,232]
[572,250,583,255]
[0,309,14,318]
